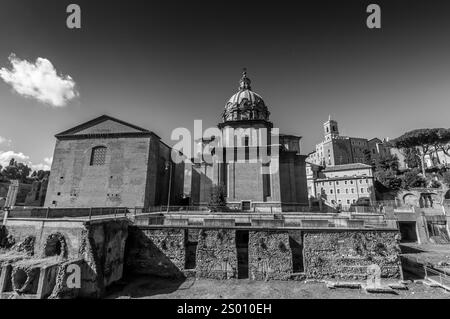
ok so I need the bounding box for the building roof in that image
[55,115,160,139]
[315,173,373,182]
[323,163,372,172]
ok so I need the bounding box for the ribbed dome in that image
[227,89,264,105]
[222,70,270,123]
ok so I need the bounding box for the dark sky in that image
[1,0,450,168]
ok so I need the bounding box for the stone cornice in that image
[55,131,156,140]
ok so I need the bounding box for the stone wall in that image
[45,136,154,208]
[1,218,128,298]
[303,230,402,280]
[4,219,86,258]
[86,220,129,288]
[196,229,237,279]
[248,231,292,280]
[125,226,402,282]
[125,227,186,278]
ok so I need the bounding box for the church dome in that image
[222,70,270,123]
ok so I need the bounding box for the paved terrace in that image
[1,206,398,230]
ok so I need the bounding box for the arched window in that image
[90,146,107,166]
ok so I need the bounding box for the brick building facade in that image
[44,115,184,208]
[312,163,376,208]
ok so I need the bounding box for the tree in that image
[374,169,403,191]
[373,154,399,172]
[208,184,227,212]
[401,168,426,189]
[403,147,421,169]
[434,128,450,158]
[1,159,32,183]
[391,128,441,176]
[31,170,50,181]
[442,171,450,187]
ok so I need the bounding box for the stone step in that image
[365,286,397,294]
[388,283,408,290]
[326,282,362,289]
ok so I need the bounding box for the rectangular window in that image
[241,201,251,211]
[90,146,107,166]
[244,136,250,147]
[263,163,271,197]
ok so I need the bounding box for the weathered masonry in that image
[0,217,128,298]
[125,226,403,281]
[44,115,185,208]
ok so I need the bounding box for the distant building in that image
[307,116,392,167]
[24,178,49,207]
[306,161,322,200]
[44,115,185,208]
[367,138,391,162]
[424,149,450,168]
[0,181,33,208]
[312,163,375,207]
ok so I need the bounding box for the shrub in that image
[374,169,402,191]
[429,179,441,188]
[207,184,227,212]
[401,168,426,189]
[442,171,450,187]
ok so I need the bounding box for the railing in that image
[133,210,398,229]
[3,204,401,230]
[424,266,450,290]
[5,206,133,220]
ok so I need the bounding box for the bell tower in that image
[324,115,339,141]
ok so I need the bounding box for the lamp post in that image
[165,161,173,213]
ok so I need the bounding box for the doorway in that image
[185,229,198,269]
[398,222,418,243]
[236,230,249,279]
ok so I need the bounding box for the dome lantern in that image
[239,68,252,90]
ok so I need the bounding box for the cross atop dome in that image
[239,68,252,90]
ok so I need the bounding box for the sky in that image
[1,0,450,170]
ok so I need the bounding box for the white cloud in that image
[0,150,30,167]
[33,156,53,171]
[0,151,52,171]
[0,53,78,107]
[30,163,51,171]
[44,157,53,165]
